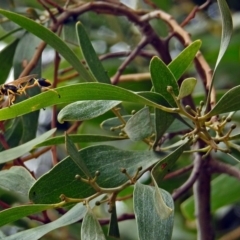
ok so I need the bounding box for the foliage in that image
[0,0,239,239]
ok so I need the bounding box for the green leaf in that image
[124,107,153,141]
[150,56,179,145]
[2,197,102,240]
[134,182,174,240]
[215,0,233,70]
[0,128,56,164]
[81,208,106,240]
[151,141,189,219]
[36,134,127,147]
[76,22,111,84]
[108,205,120,238]
[101,115,192,134]
[206,0,233,105]
[0,204,54,227]
[0,83,169,121]
[0,39,19,84]
[150,56,179,106]
[206,85,240,117]
[63,21,78,45]
[65,133,92,178]
[152,140,190,185]
[0,9,94,82]
[168,40,202,81]
[153,109,175,149]
[0,166,35,198]
[181,168,240,220]
[58,100,121,123]
[13,33,41,79]
[0,27,22,41]
[1,118,23,150]
[29,145,164,204]
[178,78,197,100]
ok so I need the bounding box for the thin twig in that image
[164,164,193,180]
[180,0,212,27]
[99,213,135,225]
[112,37,148,85]
[100,50,155,61]
[21,147,52,162]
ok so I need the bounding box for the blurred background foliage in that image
[0,0,240,239]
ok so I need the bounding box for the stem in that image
[193,155,214,240]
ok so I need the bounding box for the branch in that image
[55,1,171,63]
[172,154,202,200]
[111,37,149,84]
[210,159,240,180]
[180,0,212,27]
[99,213,135,225]
[194,154,214,240]
[164,164,193,180]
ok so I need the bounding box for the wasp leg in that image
[42,87,60,98]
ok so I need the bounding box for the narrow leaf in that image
[1,118,23,151]
[152,140,190,185]
[0,128,56,164]
[206,85,240,117]
[168,40,202,81]
[206,0,233,106]
[150,56,179,106]
[178,78,197,99]
[81,208,106,240]
[124,107,153,141]
[0,9,94,82]
[150,56,178,145]
[0,27,22,42]
[134,182,174,240]
[76,22,111,84]
[65,133,92,178]
[0,39,19,84]
[0,204,54,227]
[36,134,127,147]
[215,0,233,70]
[151,141,189,219]
[58,100,121,123]
[108,205,120,238]
[0,83,169,121]
[101,115,191,134]
[29,145,164,204]
[2,197,102,240]
[0,166,35,198]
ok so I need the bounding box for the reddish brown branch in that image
[210,159,240,180]
[164,164,193,180]
[180,0,212,27]
[172,154,202,200]
[99,213,135,225]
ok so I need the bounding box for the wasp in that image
[0,75,37,105]
[0,75,59,106]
